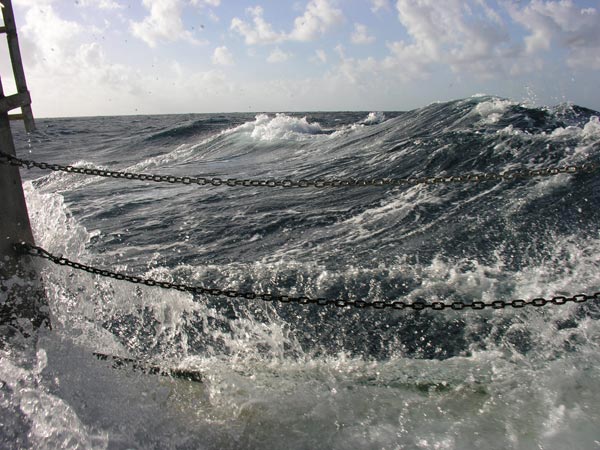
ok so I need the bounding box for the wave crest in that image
[361,111,386,125]
[227,113,325,141]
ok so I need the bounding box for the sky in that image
[0,0,599,117]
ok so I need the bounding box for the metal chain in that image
[1,151,597,188]
[17,242,600,311]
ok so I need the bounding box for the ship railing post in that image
[0,0,49,345]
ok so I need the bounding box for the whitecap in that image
[361,111,386,125]
[222,113,324,142]
[474,98,516,124]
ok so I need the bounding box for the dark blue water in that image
[2,96,600,449]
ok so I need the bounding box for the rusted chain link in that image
[1,151,597,188]
[17,242,600,311]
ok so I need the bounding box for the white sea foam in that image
[361,111,386,125]
[24,181,91,258]
[551,115,600,140]
[496,124,526,136]
[225,113,324,141]
[0,347,108,449]
[474,98,515,124]
[328,112,387,139]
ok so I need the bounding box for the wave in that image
[361,111,386,125]
[223,113,327,141]
[144,114,250,143]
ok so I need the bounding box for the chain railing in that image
[1,151,598,189]
[17,243,600,311]
[4,151,600,313]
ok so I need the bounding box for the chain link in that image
[4,150,599,310]
[1,151,597,189]
[17,242,599,311]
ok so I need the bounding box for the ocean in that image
[1,95,599,449]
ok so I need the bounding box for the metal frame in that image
[0,0,48,336]
[0,0,35,131]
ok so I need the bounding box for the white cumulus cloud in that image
[231,0,343,45]
[370,0,390,13]
[288,0,344,41]
[20,3,82,68]
[212,46,234,65]
[230,6,284,45]
[351,23,375,44]
[131,0,203,47]
[508,0,600,69]
[383,0,518,79]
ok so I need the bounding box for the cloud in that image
[11,1,215,116]
[13,3,148,115]
[568,45,600,71]
[20,3,82,68]
[381,41,430,81]
[230,5,284,45]
[212,46,234,65]
[381,0,519,79]
[11,0,600,116]
[379,0,600,79]
[131,0,203,47]
[75,0,124,9]
[326,44,375,85]
[507,0,600,69]
[267,47,292,63]
[370,0,390,13]
[231,0,343,45]
[288,0,344,41]
[322,0,534,87]
[351,23,375,44]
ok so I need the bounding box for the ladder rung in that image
[0,91,31,114]
[1,1,36,131]
[8,113,24,121]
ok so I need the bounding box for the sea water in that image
[1,96,599,449]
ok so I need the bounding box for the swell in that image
[8,97,599,363]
